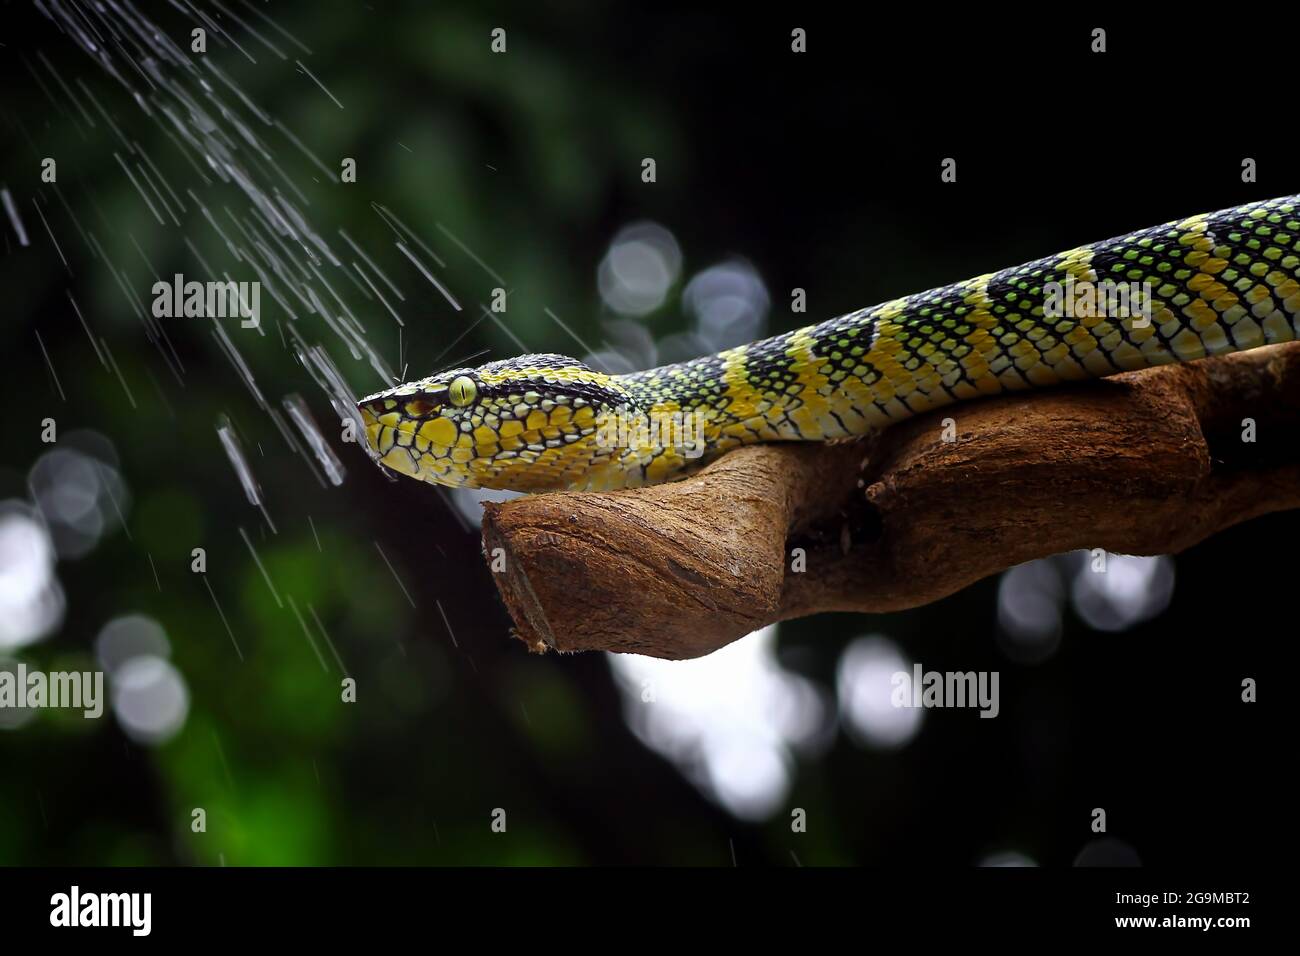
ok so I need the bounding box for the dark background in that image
[0,2,1287,865]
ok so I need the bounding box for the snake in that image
[359,195,1300,493]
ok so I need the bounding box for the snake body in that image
[360,196,1300,492]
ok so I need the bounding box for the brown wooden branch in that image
[481,342,1300,659]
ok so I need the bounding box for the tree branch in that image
[481,342,1300,659]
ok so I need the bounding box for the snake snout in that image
[358,398,432,481]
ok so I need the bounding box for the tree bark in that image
[481,341,1300,660]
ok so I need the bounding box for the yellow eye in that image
[448,376,477,407]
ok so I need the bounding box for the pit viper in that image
[360,196,1300,492]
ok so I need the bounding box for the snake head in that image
[357,354,638,492]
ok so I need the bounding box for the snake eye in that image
[448,375,478,407]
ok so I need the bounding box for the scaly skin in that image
[359,196,1300,492]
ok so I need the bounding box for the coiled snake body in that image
[360,196,1300,492]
